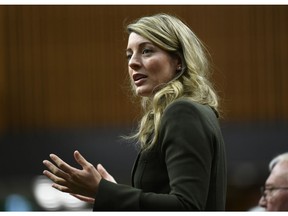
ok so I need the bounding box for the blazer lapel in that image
[131,152,141,187]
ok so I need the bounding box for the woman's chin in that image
[135,87,152,97]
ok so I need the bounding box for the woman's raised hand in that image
[68,163,117,203]
[43,150,102,199]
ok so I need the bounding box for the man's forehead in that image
[274,161,288,170]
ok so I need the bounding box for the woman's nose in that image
[128,54,141,70]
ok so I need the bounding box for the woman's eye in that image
[126,53,132,60]
[142,48,152,55]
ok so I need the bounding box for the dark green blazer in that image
[93,98,227,211]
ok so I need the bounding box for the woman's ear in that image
[175,54,183,72]
[176,64,182,72]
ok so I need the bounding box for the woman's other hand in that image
[43,150,101,199]
[97,163,117,183]
[68,164,116,203]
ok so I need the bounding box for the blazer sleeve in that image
[93,100,217,210]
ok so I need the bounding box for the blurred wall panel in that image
[0,5,288,132]
[3,6,139,131]
[0,7,5,131]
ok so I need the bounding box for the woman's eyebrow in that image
[126,42,154,52]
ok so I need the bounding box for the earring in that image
[177,65,182,71]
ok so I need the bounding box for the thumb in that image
[97,164,108,177]
[97,164,116,183]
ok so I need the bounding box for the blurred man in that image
[259,153,288,211]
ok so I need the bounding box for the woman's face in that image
[126,32,180,97]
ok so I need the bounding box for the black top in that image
[93,98,227,211]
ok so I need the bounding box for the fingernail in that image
[49,154,55,159]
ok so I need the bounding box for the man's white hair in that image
[269,152,288,171]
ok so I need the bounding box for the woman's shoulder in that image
[161,98,220,132]
[164,98,213,116]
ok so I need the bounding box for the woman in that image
[43,13,227,211]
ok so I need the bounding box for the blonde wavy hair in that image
[126,13,219,150]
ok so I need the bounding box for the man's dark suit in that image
[93,98,227,210]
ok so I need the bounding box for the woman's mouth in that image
[133,73,148,86]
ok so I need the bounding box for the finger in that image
[52,183,71,193]
[43,169,67,186]
[73,150,91,169]
[49,153,76,174]
[70,193,95,203]
[43,160,70,180]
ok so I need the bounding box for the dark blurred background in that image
[0,5,287,211]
